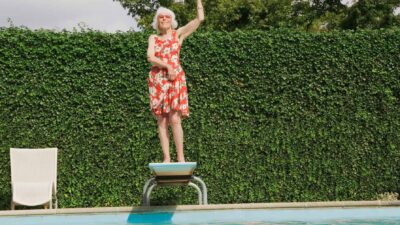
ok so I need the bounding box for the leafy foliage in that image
[0,28,399,209]
[116,0,400,31]
[341,0,400,29]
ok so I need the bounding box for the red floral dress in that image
[148,30,189,117]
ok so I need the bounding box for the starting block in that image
[142,162,207,206]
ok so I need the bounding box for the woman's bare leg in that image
[157,115,170,163]
[169,111,185,162]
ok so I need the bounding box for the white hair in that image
[151,7,178,32]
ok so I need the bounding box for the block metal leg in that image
[144,183,157,206]
[193,176,208,205]
[142,176,208,206]
[142,178,156,206]
[188,182,202,205]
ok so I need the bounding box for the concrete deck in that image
[1,200,399,217]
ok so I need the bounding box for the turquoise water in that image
[0,207,399,224]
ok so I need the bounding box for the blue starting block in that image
[142,162,207,206]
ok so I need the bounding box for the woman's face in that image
[158,13,172,31]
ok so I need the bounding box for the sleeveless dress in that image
[147,30,189,117]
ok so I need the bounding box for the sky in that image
[0,0,138,32]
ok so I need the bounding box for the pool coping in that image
[1,200,399,216]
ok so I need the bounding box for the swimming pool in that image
[1,207,400,225]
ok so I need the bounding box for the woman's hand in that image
[176,0,204,45]
[167,66,177,81]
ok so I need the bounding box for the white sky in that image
[340,0,355,7]
[0,0,138,32]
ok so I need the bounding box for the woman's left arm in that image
[177,0,204,45]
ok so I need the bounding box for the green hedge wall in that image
[0,28,399,209]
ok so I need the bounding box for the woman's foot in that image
[177,157,185,163]
[163,157,171,163]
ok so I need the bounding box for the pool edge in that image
[0,200,399,216]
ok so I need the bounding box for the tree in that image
[290,0,400,30]
[116,0,300,31]
[194,0,305,31]
[341,0,400,29]
[115,0,400,31]
[116,0,200,30]
[300,0,347,30]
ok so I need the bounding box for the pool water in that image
[0,207,399,225]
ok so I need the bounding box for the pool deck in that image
[0,200,399,216]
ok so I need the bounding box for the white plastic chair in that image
[10,148,58,210]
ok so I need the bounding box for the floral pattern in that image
[148,30,189,117]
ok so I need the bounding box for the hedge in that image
[0,27,399,209]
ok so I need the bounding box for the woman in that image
[147,0,204,163]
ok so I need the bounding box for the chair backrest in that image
[10,148,58,191]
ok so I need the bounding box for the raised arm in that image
[177,0,204,45]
